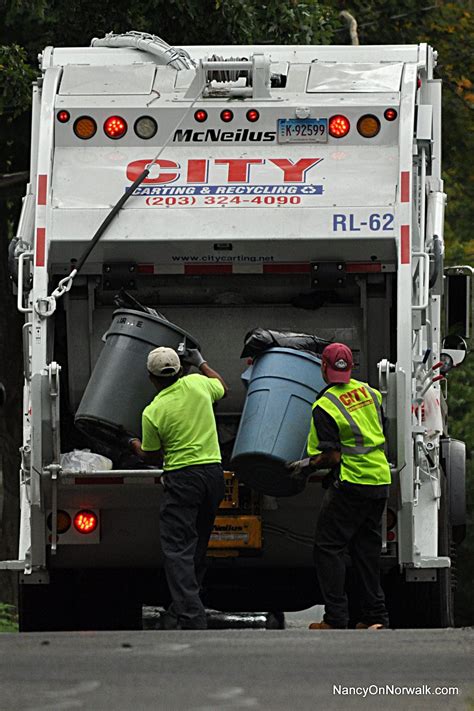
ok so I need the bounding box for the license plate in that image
[278,118,327,143]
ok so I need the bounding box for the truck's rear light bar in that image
[135,262,388,276]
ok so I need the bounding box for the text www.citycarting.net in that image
[333,684,460,698]
[171,255,275,262]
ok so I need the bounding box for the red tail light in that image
[384,108,398,121]
[194,110,208,123]
[246,109,259,122]
[220,109,234,123]
[57,110,70,123]
[329,115,350,138]
[104,116,127,139]
[74,510,98,534]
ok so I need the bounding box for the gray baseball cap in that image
[147,347,181,377]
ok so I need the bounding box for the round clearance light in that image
[220,109,234,123]
[57,110,70,123]
[386,508,397,531]
[328,114,350,138]
[194,109,208,123]
[73,116,97,140]
[246,109,259,123]
[73,510,98,534]
[47,510,72,534]
[104,115,127,139]
[357,114,381,138]
[134,116,158,140]
[384,108,398,122]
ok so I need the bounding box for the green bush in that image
[0,602,18,632]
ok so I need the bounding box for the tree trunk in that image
[0,196,23,605]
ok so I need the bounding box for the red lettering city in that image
[126,159,179,184]
[340,387,370,408]
[214,159,264,182]
[125,158,322,185]
[268,158,322,182]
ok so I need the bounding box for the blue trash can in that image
[230,347,325,496]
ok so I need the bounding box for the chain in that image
[50,268,77,300]
[35,268,77,318]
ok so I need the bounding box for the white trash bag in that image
[60,449,113,472]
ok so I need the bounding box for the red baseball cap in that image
[322,343,353,384]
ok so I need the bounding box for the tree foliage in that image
[344,0,474,264]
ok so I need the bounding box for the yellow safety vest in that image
[307,378,391,486]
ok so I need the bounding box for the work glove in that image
[286,458,313,480]
[117,426,137,451]
[182,348,206,368]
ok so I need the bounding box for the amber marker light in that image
[386,508,397,531]
[73,116,97,140]
[73,510,98,534]
[47,510,71,534]
[357,114,381,138]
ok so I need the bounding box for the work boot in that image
[156,610,179,630]
[355,622,386,630]
[308,621,345,630]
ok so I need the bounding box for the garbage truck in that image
[2,33,471,630]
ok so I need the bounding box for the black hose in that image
[75,168,150,274]
[429,234,442,288]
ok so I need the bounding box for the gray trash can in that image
[231,347,325,496]
[75,309,200,441]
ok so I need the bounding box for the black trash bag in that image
[241,328,331,358]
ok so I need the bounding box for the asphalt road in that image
[0,611,472,711]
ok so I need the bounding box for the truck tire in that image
[384,474,455,628]
[19,580,70,632]
[19,571,143,632]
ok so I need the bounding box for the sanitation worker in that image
[287,342,391,630]
[128,346,228,630]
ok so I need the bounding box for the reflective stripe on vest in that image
[321,390,384,456]
[365,384,383,431]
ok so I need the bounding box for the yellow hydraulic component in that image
[219,471,239,509]
[209,515,262,549]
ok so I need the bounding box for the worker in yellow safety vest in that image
[287,342,391,630]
